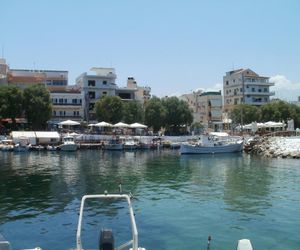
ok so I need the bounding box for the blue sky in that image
[1,0,300,100]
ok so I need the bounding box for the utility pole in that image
[240,74,245,133]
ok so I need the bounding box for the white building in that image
[126,77,151,105]
[179,90,223,130]
[0,58,8,85]
[223,68,275,112]
[76,67,117,121]
[49,86,84,123]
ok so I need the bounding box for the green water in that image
[0,150,299,250]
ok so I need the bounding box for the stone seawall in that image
[245,136,300,159]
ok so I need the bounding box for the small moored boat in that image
[180,132,243,154]
[59,136,78,151]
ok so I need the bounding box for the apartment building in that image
[223,68,275,112]
[179,90,223,130]
[126,77,151,105]
[179,90,202,123]
[49,86,84,123]
[76,67,118,121]
[198,91,223,130]
[7,69,68,89]
[0,58,8,85]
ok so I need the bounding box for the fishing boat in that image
[0,139,14,151]
[124,137,138,150]
[104,138,124,150]
[59,135,78,151]
[14,136,31,152]
[180,132,243,154]
[76,193,146,250]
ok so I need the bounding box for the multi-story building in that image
[223,68,275,112]
[0,58,8,85]
[198,91,223,130]
[49,86,84,123]
[126,77,151,105]
[7,69,68,89]
[179,90,223,130]
[76,67,117,121]
[179,90,202,123]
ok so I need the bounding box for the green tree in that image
[123,101,144,124]
[0,85,23,129]
[162,96,193,135]
[230,104,260,124]
[94,96,124,123]
[23,84,52,130]
[144,97,166,132]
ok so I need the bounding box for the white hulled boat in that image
[59,136,78,151]
[180,132,243,154]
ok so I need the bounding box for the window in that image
[88,80,95,86]
[252,88,255,92]
[103,80,107,85]
[64,99,67,103]
[226,81,229,85]
[102,91,107,96]
[88,91,95,99]
[64,111,66,116]
[79,99,82,104]
[59,98,63,103]
[53,110,56,116]
[59,111,63,116]
[264,88,268,92]
[258,89,262,92]
[72,99,77,104]
[233,79,235,83]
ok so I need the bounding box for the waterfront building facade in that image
[223,68,275,112]
[179,90,202,123]
[0,58,8,85]
[49,86,84,123]
[126,77,151,105]
[198,91,223,130]
[180,90,223,130]
[7,68,68,89]
[76,67,117,121]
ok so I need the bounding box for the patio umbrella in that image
[113,122,129,128]
[129,123,147,129]
[58,120,80,126]
[95,121,112,127]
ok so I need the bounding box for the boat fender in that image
[99,228,114,250]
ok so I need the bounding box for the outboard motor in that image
[99,229,114,250]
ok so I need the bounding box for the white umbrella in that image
[88,124,96,127]
[58,120,80,126]
[129,122,147,129]
[95,121,112,127]
[113,122,129,128]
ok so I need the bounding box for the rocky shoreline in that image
[244,136,300,159]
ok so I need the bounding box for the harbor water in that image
[0,150,300,249]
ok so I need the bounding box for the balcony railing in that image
[244,91,275,96]
[52,103,82,106]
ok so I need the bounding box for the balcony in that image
[52,103,82,106]
[244,91,275,96]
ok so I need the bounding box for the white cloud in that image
[270,75,300,101]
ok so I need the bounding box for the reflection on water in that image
[0,150,300,249]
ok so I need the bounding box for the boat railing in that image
[76,193,139,250]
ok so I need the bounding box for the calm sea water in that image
[0,150,299,250]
